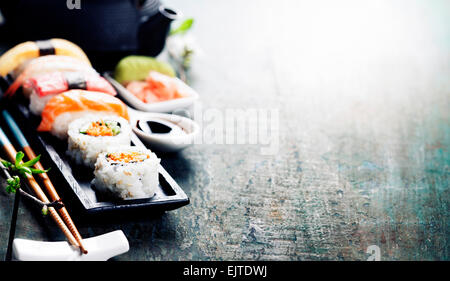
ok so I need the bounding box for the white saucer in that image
[128,108,200,152]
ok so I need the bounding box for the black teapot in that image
[0,0,180,70]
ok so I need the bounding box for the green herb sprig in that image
[5,175,20,194]
[1,152,61,215]
[1,151,49,182]
[170,18,194,36]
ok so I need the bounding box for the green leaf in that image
[170,18,194,36]
[30,167,50,174]
[22,154,41,167]
[6,176,20,193]
[15,151,24,167]
[6,181,15,193]
[18,166,31,175]
[41,205,48,216]
[1,159,12,168]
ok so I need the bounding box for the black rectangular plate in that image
[5,102,189,216]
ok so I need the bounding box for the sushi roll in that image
[92,146,160,200]
[0,38,91,77]
[5,55,97,97]
[67,116,131,168]
[37,90,129,139]
[26,71,117,115]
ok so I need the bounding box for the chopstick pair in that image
[0,110,87,254]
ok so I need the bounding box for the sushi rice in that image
[67,115,131,168]
[29,91,54,115]
[92,145,160,199]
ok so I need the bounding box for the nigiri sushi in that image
[0,38,91,77]
[25,71,117,115]
[5,55,97,97]
[38,90,129,139]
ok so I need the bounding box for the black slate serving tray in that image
[4,102,189,216]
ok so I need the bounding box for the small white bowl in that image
[128,108,200,152]
[104,72,199,113]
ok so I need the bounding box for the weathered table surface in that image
[0,0,448,261]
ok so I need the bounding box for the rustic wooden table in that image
[0,0,448,261]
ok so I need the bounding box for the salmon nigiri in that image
[0,38,91,77]
[5,55,97,97]
[37,90,129,139]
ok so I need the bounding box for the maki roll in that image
[67,116,131,168]
[93,146,160,200]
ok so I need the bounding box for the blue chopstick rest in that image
[2,110,29,148]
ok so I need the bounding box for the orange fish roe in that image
[107,152,150,163]
[85,121,113,136]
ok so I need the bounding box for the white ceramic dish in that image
[104,72,199,113]
[128,108,200,152]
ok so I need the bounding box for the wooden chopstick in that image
[0,126,82,252]
[2,110,88,254]
[23,145,88,254]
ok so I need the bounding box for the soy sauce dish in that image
[130,110,200,153]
